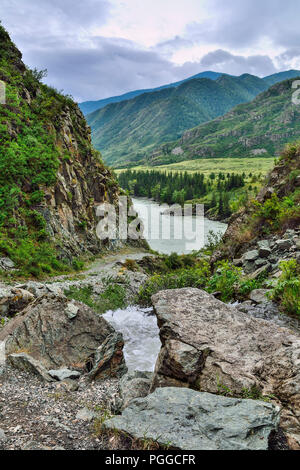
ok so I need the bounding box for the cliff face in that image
[216,144,300,260]
[0,25,125,274]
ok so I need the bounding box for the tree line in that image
[118,170,246,218]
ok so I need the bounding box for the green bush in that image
[65,278,127,314]
[207,261,241,302]
[138,260,211,306]
[268,259,300,316]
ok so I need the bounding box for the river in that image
[132,197,227,255]
[103,198,228,372]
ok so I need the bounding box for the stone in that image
[65,302,79,319]
[120,371,153,410]
[151,288,300,445]
[3,295,114,370]
[257,240,272,258]
[104,388,280,451]
[0,287,34,317]
[7,353,54,382]
[0,258,15,271]
[249,289,271,304]
[275,239,293,251]
[87,332,127,381]
[242,250,259,262]
[247,263,271,280]
[76,407,97,422]
[48,368,81,381]
[0,429,6,441]
[255,258,268,267]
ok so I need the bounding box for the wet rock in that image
[4,295,114,370]
[249,289,271,304]
[151,288,300,445]
[104,388,280,450]
[7,353,55,382]
[48,368,81,381]
[87,332,127,381]
[120,371,153,410]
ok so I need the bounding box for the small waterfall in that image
[103,306,161,372]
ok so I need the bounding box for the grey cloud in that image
[200,49,276,77]
[186,0,300,50]
[24,36,195,101]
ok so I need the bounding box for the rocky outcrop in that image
[0,25,136,267]
[87,332,127,381]
[2,295,118,371]
[104,388,280,450]
[232,229,300,276]
[0,287,34,318]
[151,288,300,447]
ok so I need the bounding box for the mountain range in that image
[140,78,300,167]
[86,70,300,167]
[79,71,224,115]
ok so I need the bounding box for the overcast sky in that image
[1,0,300,102]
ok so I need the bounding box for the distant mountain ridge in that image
[140,77,300,167]
[79,71,224,115]
[87,73,271,166]
[79,69,300,115]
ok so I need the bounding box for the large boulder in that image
[104,387,280,450]
[151,288,300,447]
[3,294,118,371]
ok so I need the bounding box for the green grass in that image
[65,278,128,314]
[116,157,274,177]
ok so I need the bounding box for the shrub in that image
[138,260,211,306]
[207,261,241,302]
[268,259,300,316]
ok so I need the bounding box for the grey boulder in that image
[151,288,300,447]
[4,295,114,370]
[249,289,271,304]
[120,370,153,410]
[104,387,280,450]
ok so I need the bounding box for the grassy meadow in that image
[115,157,275,177]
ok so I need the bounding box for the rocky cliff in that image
[216,143,300,261]
[0,25,128,276]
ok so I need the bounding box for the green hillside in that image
[87,74,269,166]
[138,78,300,167]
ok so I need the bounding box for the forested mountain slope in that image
[140,78,300,167]
[87,73,269,166]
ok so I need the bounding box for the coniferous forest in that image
[118,169,252,219]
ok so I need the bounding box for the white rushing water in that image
[103,306,161,372]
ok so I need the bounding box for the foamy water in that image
[103,306,161,372]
